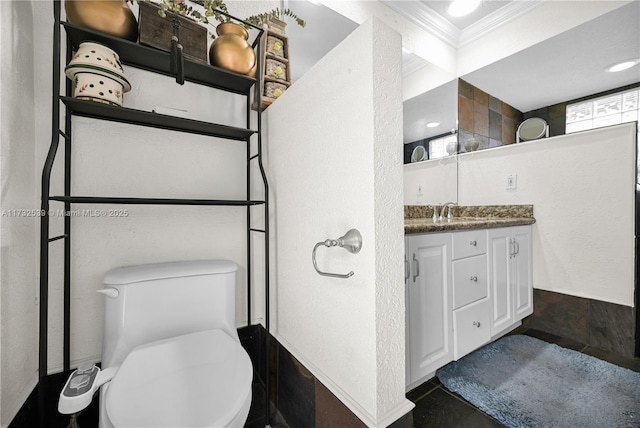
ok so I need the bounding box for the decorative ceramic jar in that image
[209,22,257,76]
[65,42,131,106]
[64,0,138,42]
[446,140,458,156]
[464,137,479,152]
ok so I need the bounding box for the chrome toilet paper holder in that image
[312,229,362,279]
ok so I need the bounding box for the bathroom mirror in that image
[403,79,458,163]
[402,77,458,204]
[404,1,638,207]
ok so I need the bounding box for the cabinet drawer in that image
[453,298,491,360]
[453,255,487,309]
[452,230,486,260]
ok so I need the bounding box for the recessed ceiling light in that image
[606,59,640,73]
[448,0,481,17]
[426,122,440,128]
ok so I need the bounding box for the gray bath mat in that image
[436,335,640,428]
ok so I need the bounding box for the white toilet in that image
[97,259,253,428]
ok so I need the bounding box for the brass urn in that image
[65,0,138,42]
[209,22,256,76]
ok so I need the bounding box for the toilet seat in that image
[105,329,253,427]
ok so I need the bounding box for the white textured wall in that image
[458,124,636,306]
[266,18,412,426]
[1,1,39,425]
[403,156,458,205]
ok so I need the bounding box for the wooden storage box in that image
[138,1,208,63]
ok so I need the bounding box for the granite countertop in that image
[405,205,536,234]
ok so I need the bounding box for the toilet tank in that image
[100,260,238,369]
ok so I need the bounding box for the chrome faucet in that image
[440,202,457,221]
[427,204,438,222]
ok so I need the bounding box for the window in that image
[566,88,639,133]
[429,134,458,160]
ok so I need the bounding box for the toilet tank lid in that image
[104,260,238,285]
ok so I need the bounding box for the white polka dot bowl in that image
[71,72,125,106]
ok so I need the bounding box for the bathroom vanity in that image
[404,206,535,390]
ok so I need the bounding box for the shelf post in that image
[63,39,73,373]
[39,0,62,425]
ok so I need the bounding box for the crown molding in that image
[402,52,429,77]
[458,0,546,46]
[381,0,461,46]
[381,0,546,49]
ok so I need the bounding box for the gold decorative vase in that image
[65,0,138,42]
[209,22,256,76]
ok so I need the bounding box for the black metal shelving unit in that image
[40,1,270,426]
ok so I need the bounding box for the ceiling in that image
[400,0,640,142]
[285,1,358,82]
[462,0,640,112]
[280,1,640,143]
[403,79,458,143]
[421,0,512,30]
[381,0,541,47]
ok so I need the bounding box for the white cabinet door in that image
[512,226,533,320]
[406,233,453,386]
[488,228,513,336]
[404,241,411,386]
[488,225,533,336]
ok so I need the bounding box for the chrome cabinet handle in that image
[509,238,514,258]
[469,240,477,246]
[404,255,410,282]
[514,240,520,256]
[312,229,362,279]
[470,276,478,282]
[473,321,481,327]
[412,253,419,282]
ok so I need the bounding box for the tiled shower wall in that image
[457,78,524,152]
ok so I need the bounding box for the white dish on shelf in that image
[72,72,125,106]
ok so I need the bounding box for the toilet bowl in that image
[94,260,253,428]
[102,330,252,427]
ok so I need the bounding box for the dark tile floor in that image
[407,327,640,428]
[10,368,287,428]
[244,375,290,428]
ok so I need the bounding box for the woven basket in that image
[266,35,286,58]
[265,58,287,81]
[264,81,287,99]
